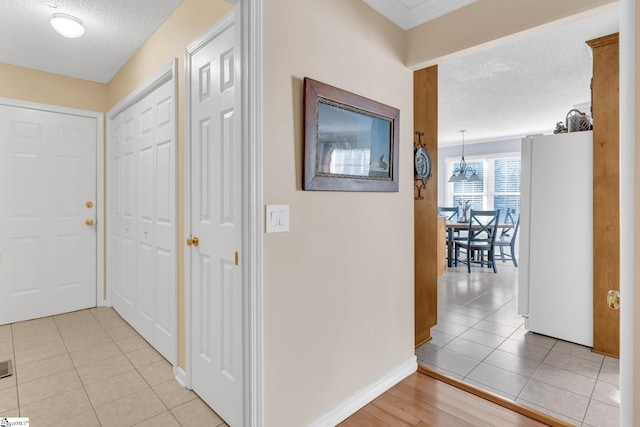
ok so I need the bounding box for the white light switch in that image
[266,204,290,233]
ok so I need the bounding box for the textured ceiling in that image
[362,0,476,30]
[0,0,183,83]
[0,1,620,147]
[438,5,619,146]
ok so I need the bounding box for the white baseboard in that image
[307,356,418,427]
[174,366,189,389]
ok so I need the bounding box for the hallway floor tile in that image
[417,264,620,426]
[0,307,227,427]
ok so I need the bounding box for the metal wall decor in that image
[414,131,432,200]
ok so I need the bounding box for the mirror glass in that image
[316,101,392,178]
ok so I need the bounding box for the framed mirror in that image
[303,78,399,191]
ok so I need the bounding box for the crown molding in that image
[362,0,477,30]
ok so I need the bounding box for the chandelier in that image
[448,130,480,182]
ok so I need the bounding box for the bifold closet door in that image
[110,79,176,364]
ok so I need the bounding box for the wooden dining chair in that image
[495,213,520,267]
[455,209,500,273]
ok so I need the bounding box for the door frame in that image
[418,3,631,423]
[618,0,633,423]
[0,96,105,307]
[105,59,178,361]
[184,1,263,425]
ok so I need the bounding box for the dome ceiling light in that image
[50,13,85,38]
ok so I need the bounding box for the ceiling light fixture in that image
[50,13,85,38]
[448,130,480,182]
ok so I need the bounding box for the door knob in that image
[86,201,94,208]
[85,218,95,226]
[607,290,620,310]
[187,236,199,247]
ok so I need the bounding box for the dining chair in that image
[438,206,458,221]
[495,213,520,267]
[501,207,517,228]
[438,206,461,264]
[455,209,500,273]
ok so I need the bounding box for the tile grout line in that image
[88,308,162,426]
[427,265,620,425]
[54,311,103,426]
[4,308,225,426]
[458,296,527,395]
[579,357,606,425]
[85,307,120,426]
[91,308,188,427]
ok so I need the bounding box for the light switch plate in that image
[266,204,290,233]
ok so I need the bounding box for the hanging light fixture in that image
[449,130,480,182]
[50,13,85,38]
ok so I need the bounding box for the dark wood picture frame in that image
[303,78,400,191]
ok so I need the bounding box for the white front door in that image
[187,14,243,426]
[0,104,97,324]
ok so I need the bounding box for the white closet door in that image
[112,106,139,325]
[109,78,176,364]
[188,17,243,426]
[0,105,97,324]
[136,91,155,341]
[150,80,176,358]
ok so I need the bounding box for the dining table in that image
[444,221,512,268]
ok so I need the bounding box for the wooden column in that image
[414,66,438,347]
[587,33,619,357]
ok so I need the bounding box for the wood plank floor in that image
[339,372,564,426]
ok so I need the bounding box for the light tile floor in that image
[0,307,228,427]
[417,264,620,427]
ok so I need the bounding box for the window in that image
[446,154,521,222]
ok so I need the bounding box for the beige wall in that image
[406,0,617,68]
[263,0,415,425]
[6,1,638,425]
[0,1,234,372]
[106,0,233,369]
[0,62,107,112]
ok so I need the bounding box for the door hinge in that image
[235,251,239,266]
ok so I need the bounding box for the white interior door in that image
[188,14,243,426]
[109,73,177,364]
[0,104,97,324]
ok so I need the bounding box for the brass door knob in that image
[187,236,199,247]
[85,218,95,226]
[86,201,94,208]
[607,290,620,310]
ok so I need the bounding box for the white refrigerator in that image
[518,131,593,347]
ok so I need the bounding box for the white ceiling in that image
[437,5,620,146]
[0,1,620,147]
[0,0,183,83]
[363,1,620,146]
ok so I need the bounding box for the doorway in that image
[415,5,621,425]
